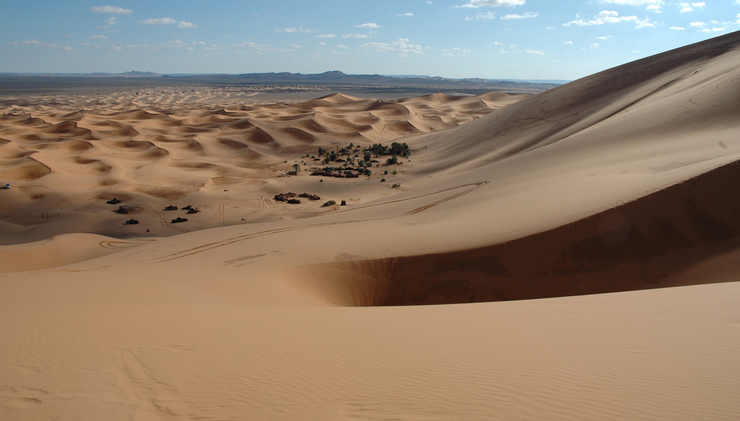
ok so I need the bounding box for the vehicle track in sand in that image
[2,181,489,275]
[21,185,73,234]
[199,204,224,229]
[145,205,189,234]
[99,239,157,249]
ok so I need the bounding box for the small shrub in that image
[322,200,336,207]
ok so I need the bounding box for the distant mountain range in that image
[162,70,567,88]
[1,70,566,87]
[0,70,562,96]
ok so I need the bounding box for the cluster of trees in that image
[366,142,410,158]
[317,142,410,167]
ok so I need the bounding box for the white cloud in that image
[12,40,74,52]
[700,27,726,32]
[160,40,187,48]
[354,23,381,29]
[596,35,613,39]
[590,43,600,48]
[107,17,118,25]
[501,12,538,19]
[466,11,496,20]
[398,13,414,16]
[360,39,424,55]
[178,21,198,29]
[138,18,177,25]
[690,21,706,27]
[13,40,56,48]
[564,10,639,26]
[124,44,153,50]
[89,5,133,15]
[599,0,664,11]
[526,49,545,55]
[336,45,348,49]
[316,34,336,39]
[670,26,685,30]
[635,17,655,28]
[276,27,315,33]
[457,0,525,8]
[237,41,301,54]
[90,35,107,39]
[680,2,705,12]
[565,40,573,44]
[342,34,370,39]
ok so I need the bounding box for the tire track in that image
[199,204,224,229]
[100,239,156,249]
[2,180,490,276]
[151,182,489,262]
[145,205,189,234]
[328,181,489,216]
[403,182,488,216]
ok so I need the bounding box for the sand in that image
[1,32,740,420]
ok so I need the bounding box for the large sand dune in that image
[1,32,740,420]
[0,88,521,245]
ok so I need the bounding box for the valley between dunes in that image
[1,32,740,420]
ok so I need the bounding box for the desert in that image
[1,28,740,421]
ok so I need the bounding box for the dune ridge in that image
[0,89,520,244]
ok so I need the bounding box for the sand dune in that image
[1,32,740,420]
[0,87,512,244]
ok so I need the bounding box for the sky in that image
[1,1,738,81]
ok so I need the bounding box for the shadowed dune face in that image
[296,162,740,306]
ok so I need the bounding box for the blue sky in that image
[2,1,738,80]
